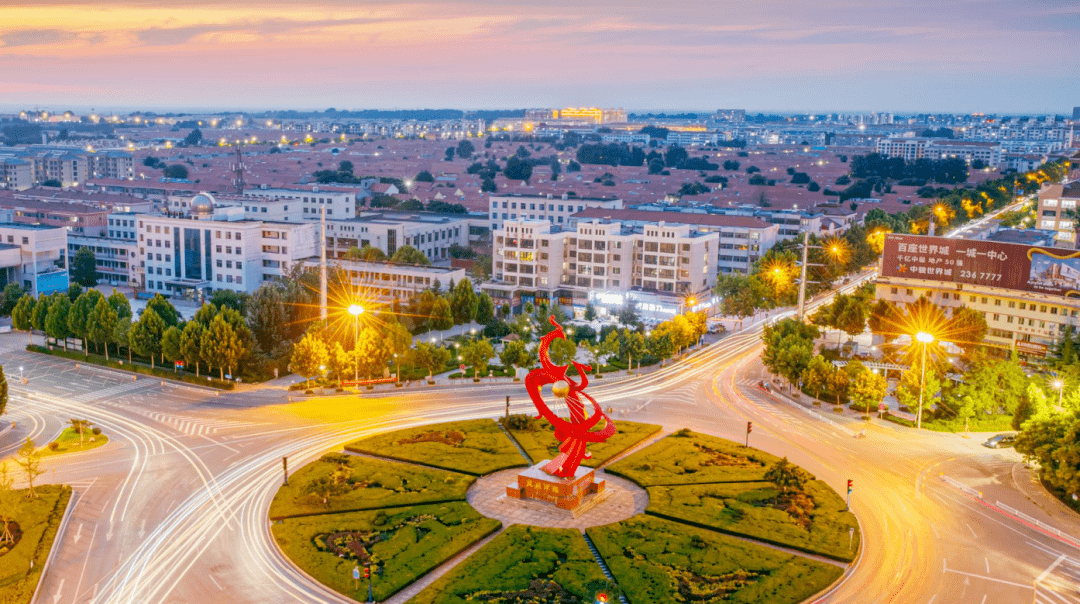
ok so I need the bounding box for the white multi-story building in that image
[0,222,69,295]
[88,151,134,180]
[309,258,467,306]
[925,140,1003,167]
[876,138,927,162]
[485,215,720,318]
[1035,182,1080,247]
[324,211,477,262]
[135,201,317,299]
[67,233,140,288]
[241,186,359,220]
[0,158,33,191]
[488,193,622,231]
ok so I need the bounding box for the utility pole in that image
[796,232,823,322]
[505,395,510,419]
[320,206,328,323]
[282,456,288,486]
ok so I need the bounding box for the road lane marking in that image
[1038,554,1068,583]
[942,563,1034,589]
[966,522,978,538]
[199,434,239,453]
[985,557,990,573]
[208,574,224,591]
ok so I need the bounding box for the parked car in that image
[983,434,1016,449]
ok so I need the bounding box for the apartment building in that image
[0,222,69,295]
[135,207,317,299]
[572,209,779,275]
[485,216,719,319]
[1035,182,1080,247]
[88,151,134,180]
[876,138,927,162]
[488,193,623,231]
[67,233,140,287]
[925,140,1003,167]
[0,158,33,191]
[0,196,109,236]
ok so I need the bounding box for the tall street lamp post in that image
[348,304,364,384]
[915,331,934,430]
[1053,379,1064,412]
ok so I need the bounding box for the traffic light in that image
[847,479,853,494]
[747,421,753,434]
[364,566,370,579]
[596,593,609,603]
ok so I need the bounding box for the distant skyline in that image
[2,1,1078,114]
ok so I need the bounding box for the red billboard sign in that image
[881,234,1080,298]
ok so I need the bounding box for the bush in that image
[0,485,71,602]
[588,516,843,604]
[344,419,526,475]
[48,442,59,451]
[91,427,102,435]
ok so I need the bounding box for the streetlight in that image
[915,331,934,430]
[348,304,364,384]
[1053,379,1065,412]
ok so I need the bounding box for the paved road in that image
[6,195,1077,603]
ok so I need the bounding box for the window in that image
[216,260,223,267]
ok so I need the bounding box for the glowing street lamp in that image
[1053,379,1065,412]
[915,331,934,430]
[348,304,364,384]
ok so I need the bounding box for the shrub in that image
[91,427,102,435]
[48,442,60,451]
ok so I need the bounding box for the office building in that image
[308,258,467,306]
[324,211,475,262]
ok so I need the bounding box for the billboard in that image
[880,234,1080,297]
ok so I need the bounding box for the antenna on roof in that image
[232,145,246,194]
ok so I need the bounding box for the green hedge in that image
[410,524,608,604]
[646,480,859,562]
[270,453,474,520]
[587,515,843,604]
[0,485,72,604]
[272,502,500,602]
[26,345,235,390]
[500,417,662,467]
[344,419,527,476]
[605,430,782,486]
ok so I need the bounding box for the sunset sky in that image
[2,0,1078,113]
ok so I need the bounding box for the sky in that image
[1,0,1078,114]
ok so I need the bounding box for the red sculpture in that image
[524,316,616,478]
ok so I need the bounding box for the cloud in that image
[0,29,78,47]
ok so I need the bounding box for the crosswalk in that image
[132,411,266,437]
[69,380,154,404]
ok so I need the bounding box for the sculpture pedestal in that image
[506,460,605,513]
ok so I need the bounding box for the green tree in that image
[69,418,91,446]
[11,294,35,345]
[0,463,22,543]
[390,245,430,265]
[113,317,133,363]
[0,365,6,417]
[619,330,646,368]
[15,438,42,498]
[1015,413,1080,499]
[70,247,98,287]
[327,342,351,382]
[456,140,474,160]
[450,278,478,324]
[762,318,819,386]
[0,283,23,316]
[344,245,387,262]
[66,282,82,302]
[68,290,104,356]
[867,299,901,344]
[144,294,179,327]
[354,328,392,379]
[179,321,205,376]
[202,314,246,380]
[849,364,888,418]
[803,355,833,402]
[408,342,451,379]
[547,337,577,367]
[31,295,50,335]
[129,309,165,367]
[183,128,203,146]
[431,297,454,331]
[209,289,250,315]
[583,303,597,321]
[45,294,72,350]
[475,292,495,325]
[86,296,119,360]
[107,289,132,320]
[247,284,288,356]
[461,339,495,379]
[291,331,329,383]
[162,326,183,367]
[163,164,189,179]
[500,339,529,374]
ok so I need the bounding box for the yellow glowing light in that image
[348,304,364,317]
[916,331,934,344]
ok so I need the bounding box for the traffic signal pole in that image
[745,421,752,447]
[846,479,853,511]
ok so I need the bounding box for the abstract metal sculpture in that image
[524,316,616,478]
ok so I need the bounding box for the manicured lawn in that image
[271,502,501,602]
[0,485,72,604]
[410,524,609,604]
[646,480,860,562]
[344,419,527,475]
[269,453,475,519]
[587,515,843,604]
[503,418,662,467]
[605,430,782,486]
[39,427,109,458]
